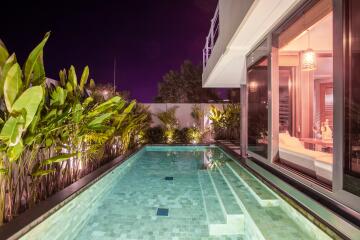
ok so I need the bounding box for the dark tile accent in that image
[156,208,169,216]
[164,177,173,181]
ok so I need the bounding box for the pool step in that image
[198,171,227,224]
[226,161,280,207]
[208,169,244,235]
[198,171,244,236]
[217,166,266,240]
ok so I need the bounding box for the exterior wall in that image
[205,0,360,219]
[241,0,360,214]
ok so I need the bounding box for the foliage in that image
[155,60,220,103]
[209,104,241,140]
[156,106,178,143]
[144,126,165,144]
[0,33,148,224]
[191,104,203,128]
[187,127,202,144]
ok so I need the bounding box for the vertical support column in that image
[241,84,248,158]
[269,46,279,163]
[332,0,344,192]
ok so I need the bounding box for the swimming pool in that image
[21,146,331,240]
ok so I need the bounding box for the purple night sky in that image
[1,0,218,102]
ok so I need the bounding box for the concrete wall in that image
[142,103,226,130]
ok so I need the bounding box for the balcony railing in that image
[203,4,219,69]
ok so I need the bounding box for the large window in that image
[344,0,360,196]
[276,0,333,185]
[247,57,268,158]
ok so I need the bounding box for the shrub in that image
[209,104,240,140]
[144,126,165,144]
[187,127,202,144]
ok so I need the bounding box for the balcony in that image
[201,0,302,88]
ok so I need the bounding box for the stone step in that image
[198,171,226,225]
[226,161,280,207]
[208,169,244,235]
[198,170,244,236]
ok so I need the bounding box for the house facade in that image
[202,0,360,216]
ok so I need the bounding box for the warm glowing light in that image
[249,81,258,93]
[302,49,317,71]
[102,90,109,95]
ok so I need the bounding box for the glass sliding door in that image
[247,57,269,158]
[275,0,334,185]
[344,0,360,196]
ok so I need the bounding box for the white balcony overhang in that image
[203,0,302,88]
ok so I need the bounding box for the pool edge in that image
[0,146,145,240]
[216,142,360,240]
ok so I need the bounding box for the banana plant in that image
[0,33,49,222]
[0,31,150,224]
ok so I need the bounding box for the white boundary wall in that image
[142,103,226,130]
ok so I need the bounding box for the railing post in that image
[203,3,219,69]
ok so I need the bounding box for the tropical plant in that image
[156,106,178,143]
[191,104,203,128]
[0,33,147,223]
[209,104,241,140]
[144,126,165,144]
[187,127,202,144]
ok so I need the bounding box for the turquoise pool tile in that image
[21,147,331,240]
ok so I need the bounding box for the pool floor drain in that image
[164,176,173,181]
[156,208,169,216]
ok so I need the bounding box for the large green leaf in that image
[87,112,114,128]
[7,140,24,162]
[0,115,25,146]
[116,100,136,129]
[31,169,56,177]
[28,97,44,134]
[0,39,9,69]
[72,103,83,123]
[0,53,16,98]
[82,97,94,108]
[42,153,76,165]
[24,32,50,87]
[88,96,122,118]
[89,78,95,89]
[12,86,44,128]
[59,69,66,87]
[79,66,89,93]
[31,52,46,85]
[4,63,22,112]
[68,65,77,89]
[50,86,67,106]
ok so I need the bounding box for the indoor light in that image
[249,81,258,92]
[302,48,317,71]
[302,30,317,71]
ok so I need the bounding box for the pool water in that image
[21,146,331,240]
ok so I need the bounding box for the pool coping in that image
[0,146,145,240]
[216,141,360,240]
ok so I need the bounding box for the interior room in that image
[277,10,333,185]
